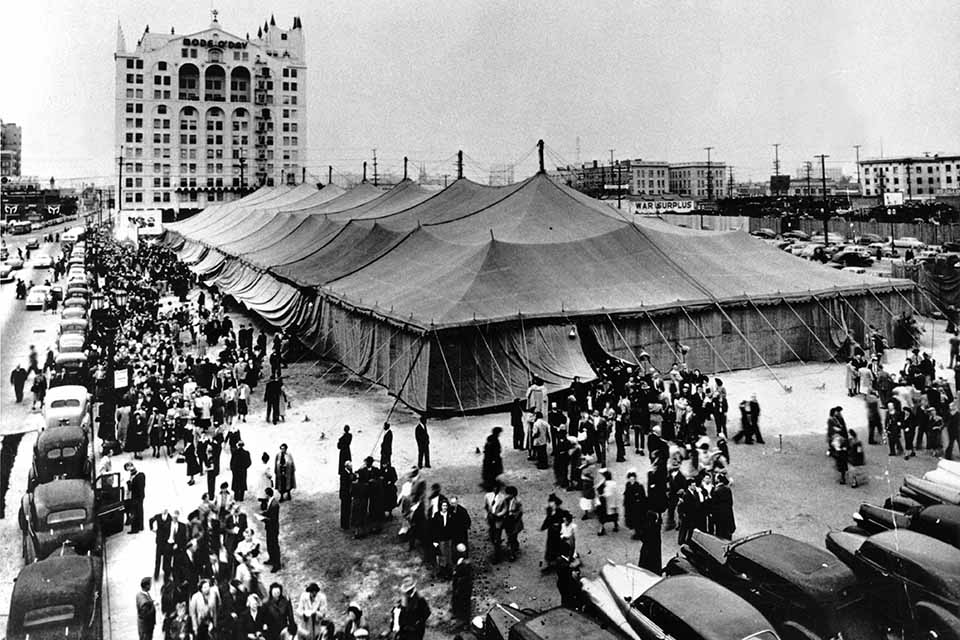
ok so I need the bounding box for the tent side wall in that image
[307,298,430,411]
[589,290,913,375]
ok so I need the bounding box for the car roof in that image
[731,533,858,602]
[36,424,86,449]
[45,385,88,402]
[644,575,774,640]
[10,552,98,608]
[863,530,960,594]
[917,505,960,531]
[33,479,95,517]
[510,607,621,640]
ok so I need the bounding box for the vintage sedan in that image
[32,254,54,269]
[27,425,91,490]
[0,263,13,283]
[52,352,90,387]
[58,333,86,354]
[19,475,125,561]
[474,604,622,640]
[61,305,87,319]
[43,385,91,431]
[583,561,780,640]
[25,285,51,310]
[62,296,89,311]
[664,530,877,640]
[6,547,103,640]
[852,503,960,549]
[7,256,24,269]
[59,317,89,336]
[826,530,960,639]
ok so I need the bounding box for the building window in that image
[134,192,143,203]
[136,59,143,69]
[126,59,134,69]
[158,61,167,71]
[918,188,924,194]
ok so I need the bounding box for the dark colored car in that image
[18,475,124,562]
[28,425,91,490]
[856,233,886,245]
[6,546,104,640]
[943,241,960,253]
[475,604,621,640]
[781,230,810,241]
[852,503,960,549]
[664,530,877,640]
[826,530,960,639]
[830,249,874,268]
[584,561,781,640]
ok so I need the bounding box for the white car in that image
[7,257,24,270]
[0,264,13,283]
[32,255,54,269]
[893,236,925,249]
[25,285,51,310]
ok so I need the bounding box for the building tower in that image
[114,11,307,212]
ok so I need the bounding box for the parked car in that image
[856,233,887,245]
[781,230,810,241]
[19,476,124,561]
[25,285,51,310]
[474,604,621,640]
[59,317,88,336]
[665,530,877,640]
[7,256,24,269]
[60,305,87,320]
[867,242,897,258]
[5,547,103,640]
[789,242,809,256]
[32,254,53,269]
[826,530,960,639]
[27,425,92,490]
[52,353,90,388]
[62,296,89,312]
[43,385,91,431]
[57,333,86,354]
[894,236,925,249]
[942,241,960,253]
[25,237,40,250]
[831,248,874,268]
[0,263,13,283]
[751,228,778,239]
[852,503,960,549]
[583,561,781,640]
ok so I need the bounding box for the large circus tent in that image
[163,172,918,414]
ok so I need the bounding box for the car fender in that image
[778,621,824,640]
[915,601,960,640]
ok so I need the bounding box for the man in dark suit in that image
[126,462,146,533]
[415,417,431,468]
[264,376,282,424]
[380,421,393,468]
[338,425,353,469]
[149,509,174,580]
[136,576,156,640]
[262,487,281,572]
[230,440,252,501]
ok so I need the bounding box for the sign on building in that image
[633,200,695,214]
[883,192,904,207]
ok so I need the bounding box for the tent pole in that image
[782,297,842,364]
[834,292,873,341]
[893,284,932,319]
[678,305,733,372]
[746,296,805,364]
[643,309,681,363]
[866,287,898,321]
[713,302,791,392]
[604,312,642,364]
[518,313,532,379]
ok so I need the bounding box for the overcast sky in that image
[3,0,960,185]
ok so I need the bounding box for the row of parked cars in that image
[475,465,960,640]
[751,228,960,272]
[7,239,126,640]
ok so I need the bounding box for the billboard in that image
[632,199,695,214]
[115,209,164,243]
[770,175,791,193]
[883,192,905,207]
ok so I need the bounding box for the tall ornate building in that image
[114,12,307,211]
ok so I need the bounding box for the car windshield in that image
[23,604,75,627]
[47,508,87,526]
[50,399,81,409]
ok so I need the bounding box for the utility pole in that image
[804,161,813,198]
[815,154,830,243]
[704,146,714,200]
[442,173,450,188]
[616,161,622,209]
[372,149,378,187]
[728,167,735,198]
[853,144,862,193]
[772,143,781,176]
[608,149,615,200]
[457,150,464,180]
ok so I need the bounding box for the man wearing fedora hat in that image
[392,577,430,640]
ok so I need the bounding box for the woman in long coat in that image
[274,445,297,501]
[183,436,201,486]
[623,470,647,540]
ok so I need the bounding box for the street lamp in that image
[91,293,108,311]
